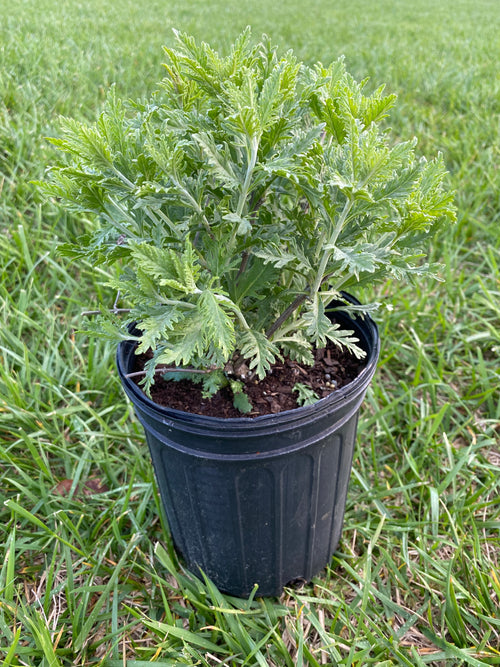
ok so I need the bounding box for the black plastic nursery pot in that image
[117,304,380,597]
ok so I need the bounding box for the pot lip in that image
[116,297,380,428]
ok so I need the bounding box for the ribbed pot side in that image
[117,307,380,597]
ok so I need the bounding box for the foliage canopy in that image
[42,29,456,409]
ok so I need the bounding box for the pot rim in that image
[116,297,380,430]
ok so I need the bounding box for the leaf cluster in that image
[41,29,456,403]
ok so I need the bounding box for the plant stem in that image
[235,251,250,282]
[229,136,260,253]
[125,366,215,379]
[312,196,354,295]
[265,198,354,339]
[235,176,276,283]
[82,308,132,316]
[265,291,309,339]
[172,177,215,239]
[236,136,260,219]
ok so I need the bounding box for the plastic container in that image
[117,303,379,597]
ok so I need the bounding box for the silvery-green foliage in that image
[42,29,455,403]
[293,383,320,407]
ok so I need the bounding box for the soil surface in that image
[131,340,367,418]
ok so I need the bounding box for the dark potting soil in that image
[131,340,367,419]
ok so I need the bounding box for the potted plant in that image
[41,29,455,597]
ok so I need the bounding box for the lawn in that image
[0,0,499,665]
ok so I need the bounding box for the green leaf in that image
[162,370,202,383]
[79,312,137,343]
[360,85,397,127]
[328,244,380,278]
[253,245,297,270]
[293,382,319,406]
[239,329,280,379]
[261,125,324,183]
[445,568,468,646]
[4,500,86,557]
[231,256,279,304]
[320,97,346,143]
[223,212,252,235]
[201,369,227,398]
[135,307,184,353]
[271,334,314,366]
[224,71,262,138]
[230,380,253,414]
[49,117,113,169]
[301,298,366,358]
[193,132,240,188]
[373,163,420,202]
[253,239,312,275]
[198,290,236,359]
[257,56,299,130]
[324,322,367,359]
[154,312,206,367]
[130,240,199,294]
[301,298,332,346]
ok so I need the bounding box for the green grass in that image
[1,0,499,664]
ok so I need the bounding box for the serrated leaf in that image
[78,313,136,342]
[162,370,202,383]
[259,56,300,126]
[139,346,167,393]
[133,267,162,300]
[261,155,300,179]
[193,132,239,188]
[229,380,253,414]
[198,290,236,358]
[253,245,297,269]
[135,307,184,353]
[293,383,319,407]
[50,117,113,169]
[262,125,324,182]
[328,245,379,278]
[223,212,252,235]
[239,329,280,379]
[231,257,279,304]
[253,240,312,275]
[361,86,397,127]
[302,298,331,346]
[130,243,177,282]
[271,335,314,366]
[154,311,206,367]
[321,98,346,143]
[412,155,456,220]
[324,323,366,359]
[201,370,227,398]
[130,241,199,294]
[232,391,253,414]
[224,72,261,138]
[301,298,365,358]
